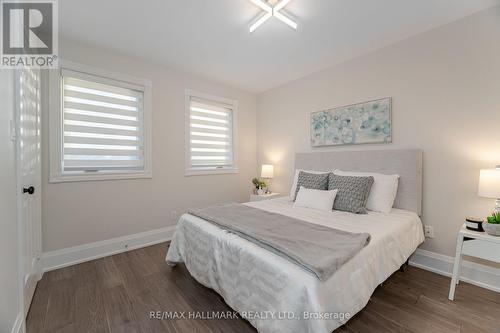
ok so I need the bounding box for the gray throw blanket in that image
[188,203,370,281]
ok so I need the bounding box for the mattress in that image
[166,197,425,333]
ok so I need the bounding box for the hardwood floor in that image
[27,243,500,333]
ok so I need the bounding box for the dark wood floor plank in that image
[45,265,78,283]
[334,325,355,333]
[391,267,500,321]
[43,278,77,332]
[127,247,161,276]
[347,306,415,333]
[26,275,50,333]
[456,281,500,305]
[460,321,500,333]
[116,262,167,328]
[74,280,110,332]
[370,287,461,333]
[111,251,133,265]
[95,255,125,290]
[415,295,500,332]
[137,318,177,333]
[103,285,138,331]
[109,321,146,333]
[372,280,420,305]
[27,242,500,333]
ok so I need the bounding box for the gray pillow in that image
[328,174,374,214]
[294,171,329,201]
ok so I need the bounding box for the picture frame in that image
[310,97,392,147]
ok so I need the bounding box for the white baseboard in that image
[10,312,24,333]
[409,248,500,293]
[42,225,176,272]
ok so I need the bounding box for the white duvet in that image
[166,197,424,333]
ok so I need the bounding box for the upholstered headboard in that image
[295,149,423,215]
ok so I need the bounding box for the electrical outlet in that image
[424,225,434,238]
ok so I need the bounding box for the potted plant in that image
[252,177,267,195]
[484,212,500,236]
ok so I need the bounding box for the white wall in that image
[257,6,500,259]
[42,39,257,252]
[0,71,21,332]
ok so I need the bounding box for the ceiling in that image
[59,0,500,93]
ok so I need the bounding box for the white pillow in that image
[334,170,399,213]
[294,186,338,212]
[289,169,333,200]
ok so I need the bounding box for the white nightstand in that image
[448,223,500,300]
[249,193,281,202]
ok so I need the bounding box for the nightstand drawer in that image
[462,239,500,262]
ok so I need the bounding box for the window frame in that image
[185,89,238,176]
[48,60,152,183]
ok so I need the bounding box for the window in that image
[185,90,238,175]
[49,62,152,182]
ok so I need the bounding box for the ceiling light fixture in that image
[249,0,297,33]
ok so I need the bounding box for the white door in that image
[15,68,42,315]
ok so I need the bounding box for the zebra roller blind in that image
[188,95,235,171]
[61,69,145,172]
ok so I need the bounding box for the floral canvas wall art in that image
[310,97,392,147]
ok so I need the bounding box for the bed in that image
[166,149,424,333]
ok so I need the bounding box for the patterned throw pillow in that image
[293,171,329,201]
[328,174,374,214]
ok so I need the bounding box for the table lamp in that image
[261,164,274,194]
[478,166,500,213]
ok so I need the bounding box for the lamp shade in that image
[261,164,274,179]
[478,168,500,198]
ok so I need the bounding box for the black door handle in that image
[23,186,35,195]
